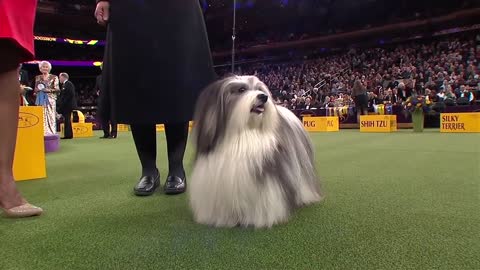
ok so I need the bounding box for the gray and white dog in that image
[189,75,323,228]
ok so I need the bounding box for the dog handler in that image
[95,1,217,196]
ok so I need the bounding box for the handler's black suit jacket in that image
[57,80,77,114]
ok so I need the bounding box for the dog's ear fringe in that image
[192,78,228,158]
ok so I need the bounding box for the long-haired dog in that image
[189,75,324,228]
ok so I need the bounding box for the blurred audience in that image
[25,32,480,122]
[219,32,478,109]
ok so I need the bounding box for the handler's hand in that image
[95,1,110,26]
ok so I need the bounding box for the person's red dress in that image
[0,0,38,62]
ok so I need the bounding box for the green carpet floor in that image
[1,130,479,270]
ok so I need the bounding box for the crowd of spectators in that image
[68,32,479,121]
[222,32,479,112]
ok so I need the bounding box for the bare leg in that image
[0,68,42,217]
[0,68,25,209]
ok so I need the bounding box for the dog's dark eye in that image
[238,87,247,93]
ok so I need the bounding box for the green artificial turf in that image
[1,129,479,270]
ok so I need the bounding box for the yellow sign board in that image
[360,115,397,132]
[117,124,129,132]
[156,121,194,132]
[61,123,94,138]
[303,116,339,132]
[440,113,480,133]
[156,124,165,132]
[14,106,47,181]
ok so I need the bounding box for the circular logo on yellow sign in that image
[73,126,89,134]
[18,112,40,128]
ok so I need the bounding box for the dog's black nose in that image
[257,93,268,103]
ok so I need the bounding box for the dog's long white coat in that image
[189,76,323,228]
[190,129,290,228]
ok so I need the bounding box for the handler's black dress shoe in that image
[134,171,160,196]
[164,175,186,195]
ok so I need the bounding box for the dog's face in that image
[220,76,274,123]
[193,75,278,156]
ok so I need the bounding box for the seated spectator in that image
[437,89,446,101]
[459,89,475,104]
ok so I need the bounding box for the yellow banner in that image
[117,124,130,132]
[389,115,397,131]
[156,124,165,132]
[14,106,47,181]
[360,115,397,132]
[61,123,94,138]
[157,121,194,132]
[303,117,339,132]
[440,113,480,133]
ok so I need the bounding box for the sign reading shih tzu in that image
[189,75,324,228]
